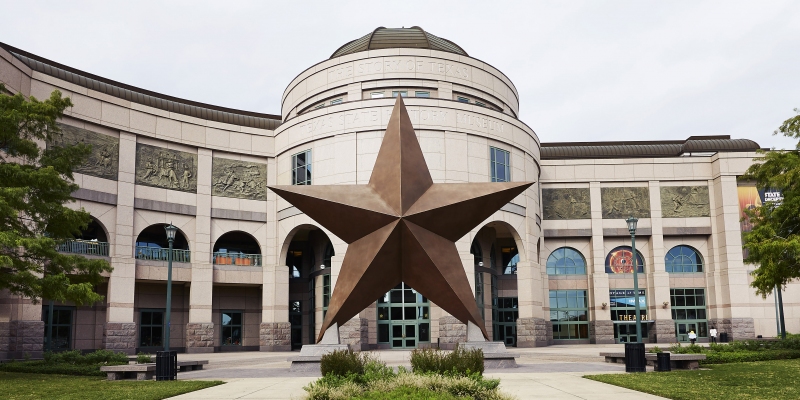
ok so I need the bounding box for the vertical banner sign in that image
[737,183,783,259]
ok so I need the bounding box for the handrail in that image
[57,239,109,257]
[135,246,191,263]
[213,252,262,267]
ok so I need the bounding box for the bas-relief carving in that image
[51,123,119,180]
[661,186,710,218]
[212,158,268,200]
[601,187,651,219]
[135,144,197,193]
[542,188,591,220]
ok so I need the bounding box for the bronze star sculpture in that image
[270,97,533,342]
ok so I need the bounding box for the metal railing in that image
[213,252,262,266]
[57,240,109,256]
[135,246,191,263]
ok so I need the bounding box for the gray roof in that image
[0,42,282,130]
[541,136,761,160]
[331,27,468,58]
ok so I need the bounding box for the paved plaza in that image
[171,344,666,399]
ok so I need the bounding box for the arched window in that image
[323,242,334,269]
[605,246,644,274]
[546,248,587,275]
[665,245,703,273]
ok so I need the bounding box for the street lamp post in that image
[163,223,178,352]
[626,216,643,344]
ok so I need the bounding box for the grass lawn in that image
[0,372,223,400]
[585,359,800,400]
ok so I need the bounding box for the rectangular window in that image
[671,288,708,340]
[490,147,511,182]
[289,301,302,350]
[549,290,589,339]
[221,311,243,346]
[392,91,408,98]
[139,310,164,348]
[371,92,385,99]
[42,306,74,351]
[492,296,518,345]
[329,98,343,105]
[475,101,486,107]
[292,150,312,185]
[322,274,331,319]
[313,103,324,109]
[415,91,430,98]
[475,272,485,320]
[457,96,470,103]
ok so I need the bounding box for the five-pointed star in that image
[270,96,533,342]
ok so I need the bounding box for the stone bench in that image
[101,360,208,380]
[600,352,706,370]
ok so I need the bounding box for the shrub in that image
[702,350,800,365]
[410,346,484,376]
[137,352,153,364]
[0,349,128,376]
[648,346,663,354]
[320,349,370,377]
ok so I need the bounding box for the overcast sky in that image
[2,1,798,149]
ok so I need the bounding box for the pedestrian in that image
[710,327,717,344]
[689,330,697,345]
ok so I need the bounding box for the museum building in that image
[0,27,783,358]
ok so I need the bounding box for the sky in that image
[1,1,798,149]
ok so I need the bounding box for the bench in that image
[600,352,706,370]
[100,360,208,380]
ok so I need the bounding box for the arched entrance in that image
[376,283,431,348]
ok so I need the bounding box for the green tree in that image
[741,109,800,297]
[0,84,111,305]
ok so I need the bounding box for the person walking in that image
[710,327,718,344]
[689,330,697,345]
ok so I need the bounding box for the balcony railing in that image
[57,240,109,257]
[213,252,262,266]
[135,246,191,263]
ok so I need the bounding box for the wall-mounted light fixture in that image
[601,302,607,310]
[662,301,669,309]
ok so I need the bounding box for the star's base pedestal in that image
[459,322,519,369]
[289,323,349,373]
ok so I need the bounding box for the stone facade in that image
[186,323,215,353]
[340,318,369,351]
[516,318,552,347]
[710,318,756,342]
[7,321,44,359]
[649,319,677,343]
[0,322,9,359]
[590,320,615,344]
[103,322,137,355]
[259,322,291,351]
[437,316,466,349]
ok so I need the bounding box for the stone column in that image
[438,316,466,350]
[648,181,675,343]
[104,131,137,354]
[588,182,614,344]
[186,148,214,353]
[260,156,290,351]
[340,317,369,351]
[3,294,44,359]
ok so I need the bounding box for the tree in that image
[741,109,800,297]
[0,84,112,305]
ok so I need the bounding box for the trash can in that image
[624,342,646,373]
[156,351,177,381]
[720,332,729,343]
[656,352,671,372]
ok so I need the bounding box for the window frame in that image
[371,92,385,99]
[546,247,587,275]
[415,91,430,98]
[457,96,470,103]
[220,310,243,346]
[549,290,589,340]
[291,150,312,186]
[392,91,408,98]
[490,147,511,183]
[139,309,165,348]
[42,305,75,351]
[665,245,704,273]
[329,98,343,105]
[605,246,645,274]
[670,288,708,339]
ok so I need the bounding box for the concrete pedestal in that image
[289,323,349,373]
[459,321,518,368]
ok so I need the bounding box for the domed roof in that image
[331,26,468,58]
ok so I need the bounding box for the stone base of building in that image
[4,321,44,360]
[340,318,369,351]
[516,318,552,347]
[710,318,756,341]
[590,320,615,344]
[438,316,466,349]
[186,323,215,353]
[103,322,137,355]
[649,319,676,343]
[259,322,291,351]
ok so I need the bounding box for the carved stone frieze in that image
[661,186,710,218]
[212,158,267,200]
[601,187,650,219]
[542,188,591,220]
[51,123,119,180]
[135,144,197,193]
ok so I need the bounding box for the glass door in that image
[377,283,430,348]
[615,323,637,343]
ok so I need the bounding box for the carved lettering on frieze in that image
[601,187,651,219]
[660,186,710,218]
[542,188,591,220]
[50,123,119,180]
[135,144,197,193]
[212,158,268,201]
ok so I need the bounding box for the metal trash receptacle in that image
[720,332,729,343]
[624,342,646,373]
[156,350,177,381]
[655,352,671,372]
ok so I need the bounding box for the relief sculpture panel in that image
[601,187,651,219]
[542,188,591,220]
[212,158,268,200]
[135,144,197,193]
[50,123,119,180]
[661,186,710,218]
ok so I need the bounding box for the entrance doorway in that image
[377,283,431,349]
